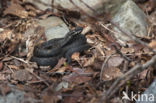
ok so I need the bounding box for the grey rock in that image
[0,84,38,103]
[53,0,105,16]
[112,0,148,45]
[38,16,69,40]
[136,79,156,103]
[102,0,125,16]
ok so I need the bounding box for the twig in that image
[10,56,49,86]
[98,22,118,35]
[100,55,156,102]
[69,0,101,21]
[79,0,96,13]
[100,55,112,81]
[28,70,50,87]
[10,56,28,64]
[112,45,131,61]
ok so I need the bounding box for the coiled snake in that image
[31,27,90,68]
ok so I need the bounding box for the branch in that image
[100,55,156,102]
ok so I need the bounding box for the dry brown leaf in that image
[55,66,67,74]
[0,74,6,81]
[102,67,123,81]
[42,87,59,103]
[105,50,116,56]
[83,55,95,67]
[0,30,12,41]
[0,62,3,70]
[107,56,124,68]
[63,68,91,84]
[4,1,28,18]
[8,65,19,70]
[12,70,33,82]
[148,40,156,50]
[71,52,80,61]
[63,90,83,103]
[138,69,148,80]
[121,47,135,54]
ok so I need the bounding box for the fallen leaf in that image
[42,86,59,103]
[55,66,67,74]
[148,40,156,50]
[0,73,6,80]
[83,55,95,67]
[138,69,148,80]
[12,70,32,82]
[53,58,66,69]
[4,1,28,18]
[0,62,3,70]
[63,68,91,84]
[121,47,135,54]
[102,67,123,81]
[8,65,19,70]
[63,90,83,103]
[55,81,69,91]
[0,30,12,41]
[71,52,80,61]
[107,56,124,67]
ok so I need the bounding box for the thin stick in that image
[100,55,156,102]
[100,55,112,81]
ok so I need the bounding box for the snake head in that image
[74,26,83,34]
[67,27,83,36]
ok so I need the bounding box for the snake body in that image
[31,27,90,68]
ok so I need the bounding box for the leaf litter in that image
[0,0,155,103]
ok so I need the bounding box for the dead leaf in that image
[83,55,95,67]
[0,73,6,81]
[8,65,19,70]
[0,62,3,70]
[12,70,32,82]
[4,1,28,18]
[121,47,135,54]
[107,56,124,67]
[149,40,156,50]
[63,90,83,103]
[42,86,59,103]
[102,67,123,81]
[0,30,12,41]
[53,58,66,69]
[55,66,67,74]
[55,81,68,91]
[71,52,80,61]
[63,68,91,84]
[138,69,148,80]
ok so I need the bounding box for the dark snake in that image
[30,27,90,68]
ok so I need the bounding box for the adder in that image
[31,27,90,68]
